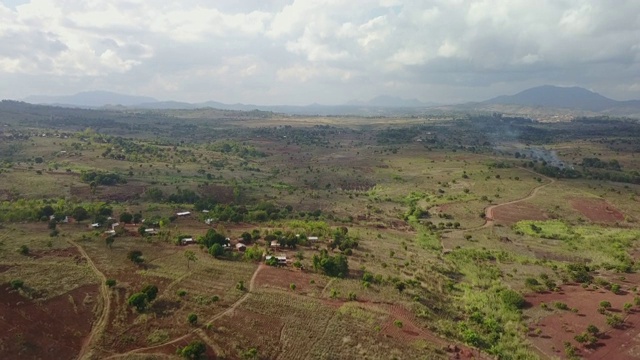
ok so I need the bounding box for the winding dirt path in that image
[103,263,263,359]
[441,169,555,252]
[68,239,111,360]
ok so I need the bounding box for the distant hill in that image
[482,85,638,112]
[25,91,157,107]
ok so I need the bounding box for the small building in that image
[91,223,100,229]
[145,228,158,235]
[265,255,287,265]
[236,243,247,252]
[308,236,319,242]
[176,211,191,217]
[205,218,214,225]
[202,210,210,213]
[111,222,120,230]
[181,237,195,245]
[104,229,116,236]
[270,240,279,248]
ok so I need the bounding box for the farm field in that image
[2,104,640,359]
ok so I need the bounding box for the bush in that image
[554,302,569,310]
[10,279,24,290]
[177,290,187,297]
[177,341,206,359]
[127,292,148,312]
[501,289,526,309]
[105,279,116,288]
[312,250,348,278]
[611,284,621,294]
[599,301,612,309]
[187,313,198,325]
[290,283,296,291]
[18,245,29,256]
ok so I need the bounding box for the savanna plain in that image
[2,102,640,359]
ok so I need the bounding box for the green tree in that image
[119,212,133,224]
[187,313,198,326]
[133,212,143,224]
[128,250,144,265]
[177,341,206,359]
[185,250,197,269]
[141,284,158,301]
[208,243,224,257]
[312,250,348,278]
[145,187,164,202]
[40,205,55,218]
[72,206,89,221]
[127,292,148,312]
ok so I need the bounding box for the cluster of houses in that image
[93,208,328,267]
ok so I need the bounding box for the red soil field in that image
[570,198,625,223]
[526,283,640,359]
[0,284,98,360]
[492,202,548,225]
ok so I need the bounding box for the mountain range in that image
[17,86,640,118]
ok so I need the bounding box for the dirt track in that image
[68,239,111,360]
[441,168,555,252]
[102,263,263,359]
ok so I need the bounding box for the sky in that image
[1,0,639,105]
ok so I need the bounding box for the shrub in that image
[211,295,219,302]
[606,314,623,328]
[586,324,599,336]
[236,281,246,291]
[611,284,621,294]
[18,245,29,256]
[348,292,357,301]
[127,292,148,312]
[177,341,206,359]
[10,279,24,290]
[501,289,526,309]
[599,301,612,309]
[554,302,569,310]
[177,290,187,297]
[290,283,296,291]
[187,313,198,326]
[105,279,116,288]
[393,320,403,328]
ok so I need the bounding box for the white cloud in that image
[0,0,639,104]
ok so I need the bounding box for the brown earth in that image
[199,185,235,204]
[70,184,146,202]
[492,202,548,225]
[0,283,98,360]
[570,198,625,223]
[253,265,327,295]
[526,283,640,359]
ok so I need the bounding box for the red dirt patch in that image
[526,283,640,359]
[492,202,548,225]
[570,198,625,223]
[0,265,12,273]
[0,283,98,360]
